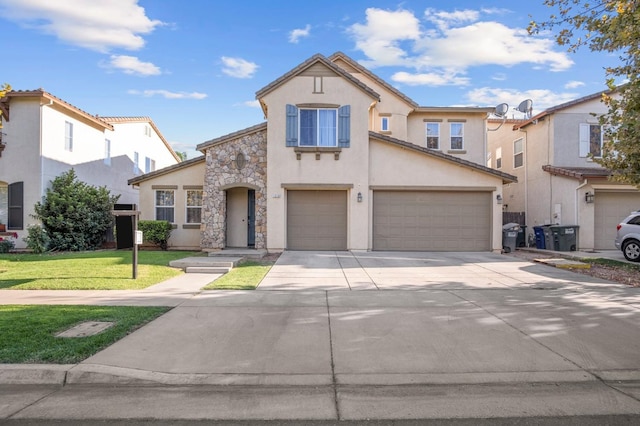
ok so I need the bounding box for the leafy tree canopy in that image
[529,1,640,186]
[33,169,120,251]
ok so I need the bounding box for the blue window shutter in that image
[338,105,350,147]
[286,104,298,147]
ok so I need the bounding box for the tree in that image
[33,169,120,251]
[176,151,187,161]
[529,1,640,186]
[0,83,11,129]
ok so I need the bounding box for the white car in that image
[614,211,640,262]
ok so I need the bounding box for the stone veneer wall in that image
[201,129,267,249]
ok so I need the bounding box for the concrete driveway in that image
[5,251,640,422]
[257,250,622,290]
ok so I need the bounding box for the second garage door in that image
[373,191,491,251]
[594,191,640,249]
[287,190,347,250]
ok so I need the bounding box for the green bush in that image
[33,169,120,251]
[0,238,14,253]
[23,224,50,254]
[138,220,172,250]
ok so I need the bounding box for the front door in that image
[226,187,256,248]
[248,189,256,247]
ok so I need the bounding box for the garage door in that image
[594,191,640,249]
[287,190,347,250]
[373,191,491,251]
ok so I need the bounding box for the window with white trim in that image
[64,121,73,152]
[426,122,440,149]
[155,190,174,222]
[450,122,464,150]
[104,139,111,166]
[133,152,139,174]
[186,190,203,224]
[496,147,502,169]
[381,116,389,132]
[300,108,337,147]
[514,138,523,168]
[145,157,155,173]
[579,123,603,158]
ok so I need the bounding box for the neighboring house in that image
[130,52,516,252]
[487,90,640,250]
[0,90,180,248]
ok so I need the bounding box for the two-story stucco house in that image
[0,90,180,248]
[129,52,516,252]
[487,90,640,250]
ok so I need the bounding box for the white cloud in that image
[466,87,579,116]
[221,56,259,79]
[107,55,161,76]
[348,8,421,67]
[565,80,585,89]
[391,71,470,86]
[289,24,311,43]
[348,7,574,86]
[0,0,163,52]
[128,89,207,100]
[241,100,261,108]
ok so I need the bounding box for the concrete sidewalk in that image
[2,251,640,422]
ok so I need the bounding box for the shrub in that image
[23,224,50,254]
[0,237,15,253]
[138,220,172,250]
[33,169,119,251]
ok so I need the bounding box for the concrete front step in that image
[169,256,242,271]
[185,266,231,274]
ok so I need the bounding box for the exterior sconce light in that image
[357,192,363,203]
[496,194,503,204]
[585,191,595,204]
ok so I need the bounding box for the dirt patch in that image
[508,250,640,287]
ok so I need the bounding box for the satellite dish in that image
[516,99,533,118]
[494,103,509,118]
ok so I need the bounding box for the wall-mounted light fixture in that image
[585,191,595,204]
[357,192,363,203]
[496,194,503,204]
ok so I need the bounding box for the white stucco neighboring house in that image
[0,90,180,248]
[487,89,640,251]
[130,52,517,253]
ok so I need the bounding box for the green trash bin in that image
[550,225,579,251]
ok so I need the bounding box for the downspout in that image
[547,117,553,223]
[518,126,528,227]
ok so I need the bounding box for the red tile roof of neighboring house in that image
[100,116,181,162]
[542,165,612,180]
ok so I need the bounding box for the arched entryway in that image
[226,187,256,248]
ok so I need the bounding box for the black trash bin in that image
[550,225,579,251]
[516,225,527,247]
[502,223,520,253]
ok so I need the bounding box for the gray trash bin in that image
[551,225,579,251]
[502,223,520,253]
[543,226,554,251]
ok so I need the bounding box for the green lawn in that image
[204,260,274,290]
[0,250,202,290]
[0,305,169,363]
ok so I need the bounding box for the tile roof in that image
[197,122,267,151]
[128,155,205,186]
[542,165,612,180]
[369,131,517,184]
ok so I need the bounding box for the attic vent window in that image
[236,152,246,170]
[313,76,323,94]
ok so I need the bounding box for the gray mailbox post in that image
[111,207,141,279]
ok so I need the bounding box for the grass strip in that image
[0,305,169,363]
[0,250,201,290]
[204,260,273,290]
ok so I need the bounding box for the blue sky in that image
[0,0,619,159]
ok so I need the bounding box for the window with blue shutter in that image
[286,104,298,147]
[286,104,351,148]
[338,105,350,147]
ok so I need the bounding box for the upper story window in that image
[145,157,155,173]
[426,122,440,149]
[155,190,174,223]
[579,123,603,158]
[104,139,111,166]
[144,125,152,137]
[381,116,389,132]
[64,121,73,152]
[450,122,464,150]
[133,152,140,174]
[496,147,502,169]
[286,104,350,148]
[300,108,337,147]
[514,138,523,168]
[186,189,203,224]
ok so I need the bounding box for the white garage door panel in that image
[594,192,640,250]
[373,191,491,251]
[287,190,347,250]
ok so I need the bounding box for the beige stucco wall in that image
[135,160,205,250]
[369,140,504,252]
[407,112,487,165]
[263,74,376,251]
